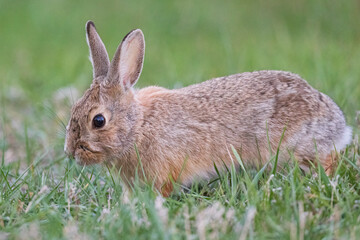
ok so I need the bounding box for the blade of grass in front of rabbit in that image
[106,164,116,187]
[314,139,330,190]
[230,145,251,202]
[174,156,189,193]
[208,162,222,185]
[255,136,264,167]
[266,121,273,158]
[134,143,147,184]
[230,152,238,201]
[252,158,271,186]
[271,125,287,176]
[230,145,250,181]
[333,156,344,177]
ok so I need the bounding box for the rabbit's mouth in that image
[76,141,100,153]
[79,144,94,153]
[74,142,103,165]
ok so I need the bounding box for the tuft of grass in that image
[0,0,360,239]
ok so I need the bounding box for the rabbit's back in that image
[180,70,347,143]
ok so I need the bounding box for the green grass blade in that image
[271,126,286,176]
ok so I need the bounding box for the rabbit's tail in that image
[334,126,352,151]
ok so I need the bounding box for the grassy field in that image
[1,0,360,239]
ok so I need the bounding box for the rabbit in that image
[64,21,352,196]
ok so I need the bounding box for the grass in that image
[1,0,360,239]
[1,148,360,239]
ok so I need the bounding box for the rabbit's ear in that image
[86,21,110,79]
[107,29,145,90]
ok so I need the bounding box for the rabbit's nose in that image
[64,145,70,157]
[64,141,74,159]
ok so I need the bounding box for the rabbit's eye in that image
[93,114,106,128]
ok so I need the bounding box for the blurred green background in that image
[0,0,359,164]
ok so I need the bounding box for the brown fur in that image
[64,21,352,196]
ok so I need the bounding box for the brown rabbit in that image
[64,21,352,196]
